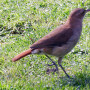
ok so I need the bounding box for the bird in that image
[12,8,90,78]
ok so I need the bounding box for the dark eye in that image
[81,10,85,14]
[75,10,85,16]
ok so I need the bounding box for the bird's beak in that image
[86,9,90,13]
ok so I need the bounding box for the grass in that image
[0,0,90,89]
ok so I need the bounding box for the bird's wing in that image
[30,26,73,49]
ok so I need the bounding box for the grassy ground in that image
[0,0,90,89]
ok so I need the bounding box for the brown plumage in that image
[12,8,90,78]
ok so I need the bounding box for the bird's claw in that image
[47,63,55,66]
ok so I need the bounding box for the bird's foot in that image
[47,63,54,66]
[45,54,58,71]
[46,61,59,74]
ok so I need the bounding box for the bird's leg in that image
[58,57,70,78]
[45,54,58,72]
[47,63,55,66]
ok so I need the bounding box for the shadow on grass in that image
[57,72,90,88]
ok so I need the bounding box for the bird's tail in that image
[12,48,32,62]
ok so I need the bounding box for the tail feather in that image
[12,48,32,62]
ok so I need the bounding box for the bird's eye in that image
[81,10,85,14]
[75,10,85,16]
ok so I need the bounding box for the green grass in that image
[0,0,90,89]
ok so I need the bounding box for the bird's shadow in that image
[55,72,90,88]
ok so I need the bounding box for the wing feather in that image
[30,25,73,49]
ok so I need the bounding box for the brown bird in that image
[12,8,90,78]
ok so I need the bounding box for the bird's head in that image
[67,8,90,26]
[69,8,90,20]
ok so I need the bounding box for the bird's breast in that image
[49,28,82,57]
